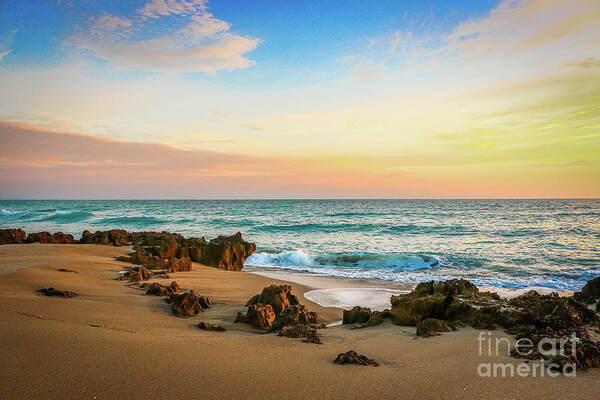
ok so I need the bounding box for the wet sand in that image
[0,244,598,399]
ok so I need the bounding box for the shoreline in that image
[1,243,599,399]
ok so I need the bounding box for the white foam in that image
[304,288,409,311]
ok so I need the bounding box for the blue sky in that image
[0,0,598,198]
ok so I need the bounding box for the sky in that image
[0,0,598,199]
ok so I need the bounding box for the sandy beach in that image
[0,243,598,399]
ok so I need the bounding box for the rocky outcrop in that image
[26,231,76,244]
[193,232,256,271]
[343,306,371,325]
[117,266,152,282]
[166,257,192,273]
[198,322,226,332]
[278,324,322,344]
[145,281,180,297]
[38,287,78,298]
[236,285,322,332]
[235,303,276,329]
[170,290,211,317]
[270,305,322,331]
[0,228,26,244]
[574,277,600,305]
[80,229,130,246]
[416,318,453,337]
[246,285,300,315]
[333,350,379,367]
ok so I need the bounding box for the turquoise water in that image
[1,199,599,291]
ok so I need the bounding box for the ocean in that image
[1,199,599,292]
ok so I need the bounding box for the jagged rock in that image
[270,305,322,331]
[170,290,210,317]
[145,281,180,296]
[117,266,152,282]
[246,303,277,329]
[197,232,256,271]
[333,350,379,367]
[198,322,226,332]
[574,277,600,305]
[0,228,27,244]
[80,229,130,246]
[167,257,192,273]
[278,324,322,344]
[58,268,77,273]
[389,279,499,326]
[416,318,453,337]
[246,284,300,315]
[26,231,76,244]
[38,287,77,298]
[343,306,371,325]
[115,256,132,263]
[354,310,392,329]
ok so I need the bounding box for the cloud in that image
[349,60,385,84]
[565,57,600,69]
[73,0,260,73]
[138,0,207,19]
[0,50,9,62]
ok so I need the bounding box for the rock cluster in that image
[278,324,322,344]
[333,350,379,367]
[26,231,76,244]
[38,287,78,298]
[2,228,256,273]
[235,285,324,342]
[198,322,226,332]
[169,290,211,317]
[342,278,600,371]
[144,281,180,297]
[0,228,26,244]
[117,266,152,282]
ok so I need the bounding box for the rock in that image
[416,318,453,337]
[58,268,77,273]
[343,306,372,325]
[170,290,210,317]
[246,284,300,315]
[278,324,322,344]
[333,350,379,367]
[234,312,249,324]
[117,266,152,282]
[196,232,256,271]
[115,256,132,263]
[0,228,27,244]
[166,257,192,273]
[246,303,277,329]
[198,322,226,332]
[38,287,77,298]
[145,281,180,296]
[270,305,322,331]
[80,229,130,246]
[574,277,600,305]
[26,231,76,244]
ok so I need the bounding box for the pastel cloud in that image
[74,0,260,72]
[0,50,9,62]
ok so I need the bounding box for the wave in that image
[382,224,478,236]
[39,211,94,223]
[1,209,23,216]
[92,216,195,227]
[246,251,443,271]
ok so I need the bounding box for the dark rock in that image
[333,350,379,367]
[166,257,192,273]
[198,322,226,331]
[145,281,180,296]
[574,277,600,305]
[26,231,76,244]
[278,324,322,344]
[0,228,27,244]
[195,232,256,271]
[343,306,371,325]
[38,287,77,298]
[416,318,452,337]
[246,303,276,329]
[80,229,130,246]
[170,290,210,317]
[117,266,152,282]
[246,284,300,315]
[270,305,322,331]
[58,268,77,273]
